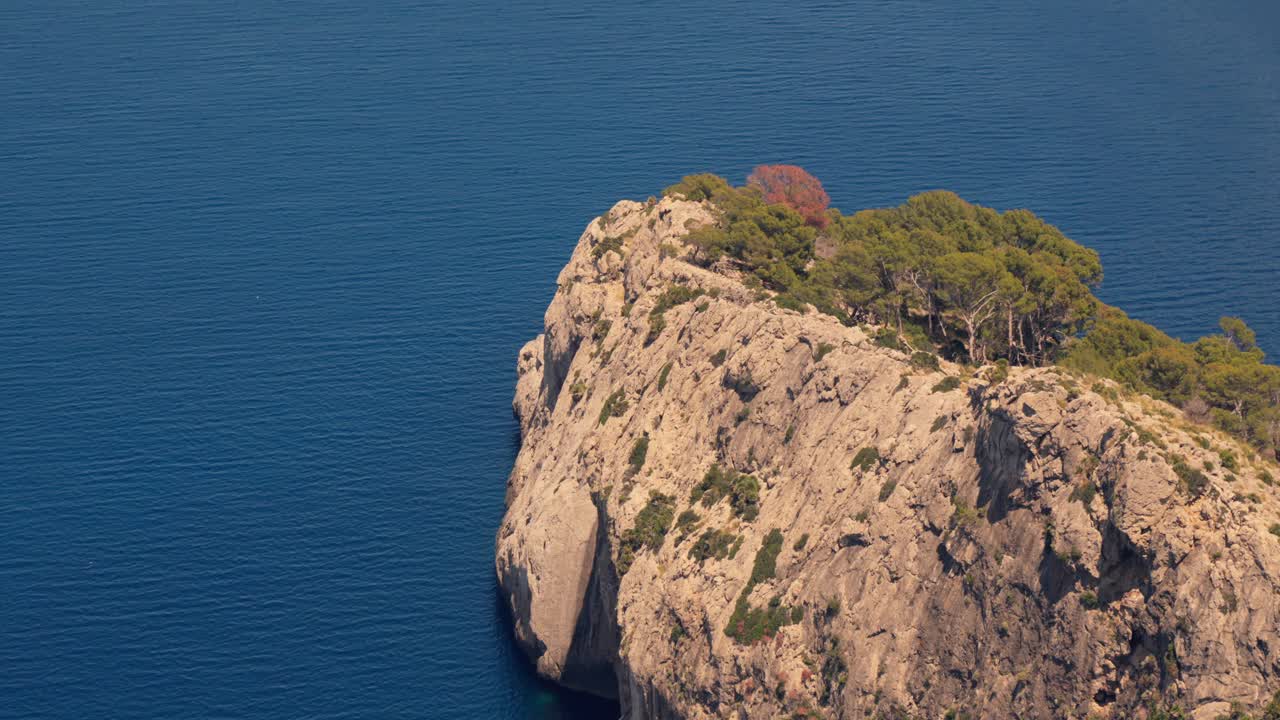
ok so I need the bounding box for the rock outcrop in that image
[496,196,1280,719]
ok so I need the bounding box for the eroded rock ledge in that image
[496,196,1280,719]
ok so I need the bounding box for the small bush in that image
[1270,523,1280,539]
[691,464,760,521]
[911,351,940,371]
[646,285,705,344]
[591,234,624,259]
[1219,449,1239,472]
[628,435,649,472]
[598,389,629,425]
[1080,591,1099,609]
[1093,382,1120,402]
[784,424,796,444]
[872,327,904,351]
[674,509,700,541]
[1261,470,1276,486]
[735,405,751,425]
[1172,457,1209,498]
[710,348,727,366]
[1076,454,1100,477]
[931,376,962,394]
[725,529,799,644]
[663,173,733,201]
[814,342,836,361]
[793,533,809,551]
[656,362,673,391]
[568,382,587,403]
[689,527,738,563]
[878,479,898,502]
[1069,481,1097,506]
[851,447,880,472]
[592,318,611,343]
[617,492,676,575]
[931,415,949,433]
[951,498,982,527]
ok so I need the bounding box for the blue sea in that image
[2,1,1278,718]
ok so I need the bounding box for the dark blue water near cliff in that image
[2,1,1278,718]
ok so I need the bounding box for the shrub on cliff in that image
[597,389,629,425]
[691,464,760,520]
[688,528,737,564]
[663,173,733,202]
[617,491,676,575]
[850,447,880,472]
[724,529,799,644]
[628,434,649,472]
[646,284,706,345]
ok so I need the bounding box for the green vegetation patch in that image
[1219,449,1239,472]
[645,285,706,345]
[951,498,983,527]
[674,509,701,543]
[663,173,733,202]
[616,491,676,575]
[688,527,738,564]
[690,464,761,521]
[628,435,649,472]
[911,351,941,371]
[1171,456,1210,498]
[931,376,962,394]
[725,529,801,644]
[656,362,673,391]
[1069,481,1097,506]
[877,479,898,502]
[591,234,624,259]
[598,389,629,425]
[850,447,880,473]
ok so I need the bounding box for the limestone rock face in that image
[495,197,1280,719]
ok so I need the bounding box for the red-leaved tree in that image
[747,164,831,228]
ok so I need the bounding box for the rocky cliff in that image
[495,196,1280,719]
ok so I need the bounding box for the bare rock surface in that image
[495,197,1280,719]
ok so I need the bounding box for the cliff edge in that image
[496,196,1280,719]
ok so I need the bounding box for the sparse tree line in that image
[663,168,1280,460]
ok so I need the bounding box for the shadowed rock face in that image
[495,197,1280,719]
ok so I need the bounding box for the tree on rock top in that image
[747,164,831,228]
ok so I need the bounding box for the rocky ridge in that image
[496,196,1280,719]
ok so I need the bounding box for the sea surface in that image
[2,1,1278,718]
